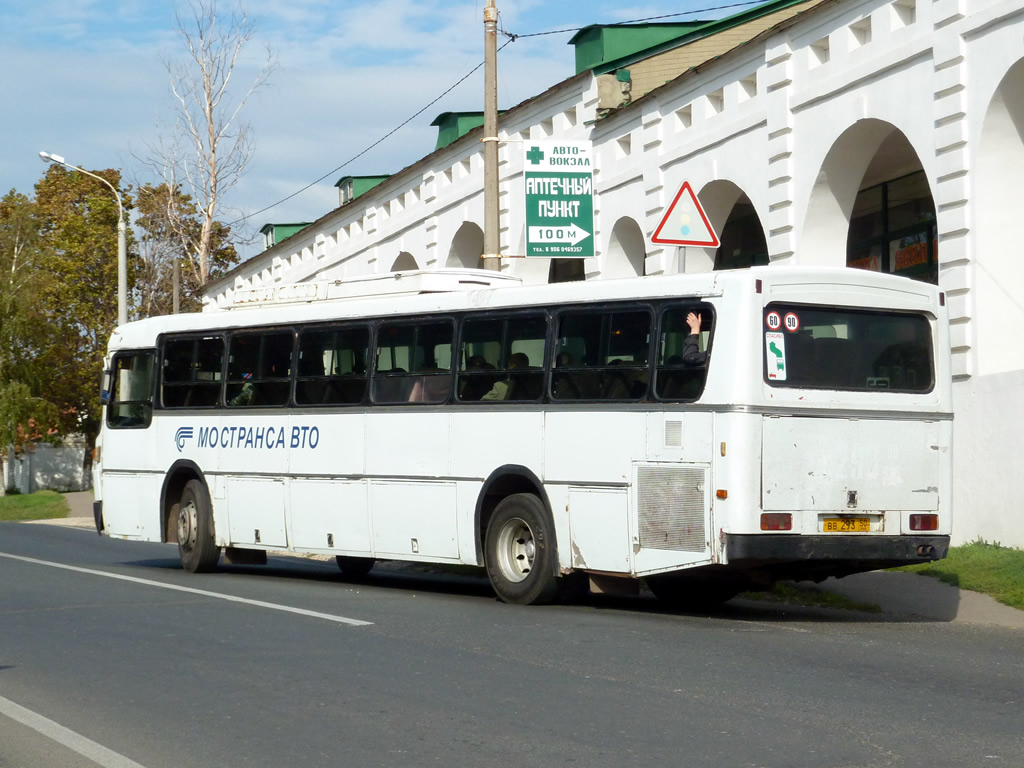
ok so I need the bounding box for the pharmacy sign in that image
[524,141,594,258]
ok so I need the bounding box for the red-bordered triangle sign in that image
[651,181,720,247]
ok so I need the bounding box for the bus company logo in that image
[172,425,320,452]
[174,426,194,452]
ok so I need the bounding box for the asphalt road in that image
[2,521,1022,768]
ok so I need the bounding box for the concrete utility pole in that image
[482,0,500,270]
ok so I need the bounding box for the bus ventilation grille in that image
[637,465,706,553]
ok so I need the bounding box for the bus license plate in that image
[823,517,870,533]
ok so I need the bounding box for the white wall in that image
[4,441,90,494]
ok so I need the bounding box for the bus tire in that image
[335,556,375,577]
[176,479,220,573]
[485,493,559,605]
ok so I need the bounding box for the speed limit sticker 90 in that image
[766,311,781,330]
[784,313,800,332]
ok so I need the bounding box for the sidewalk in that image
[803,570,1024,629]
[41,491,1024,628]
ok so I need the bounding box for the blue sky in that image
[1,0,738,257]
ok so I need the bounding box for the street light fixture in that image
[39,151,127,326]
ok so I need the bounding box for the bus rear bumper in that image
[723,533,950,581]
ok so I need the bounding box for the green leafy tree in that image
[135,182,238,316]
[0,191,60,489]
[33,165,137,461]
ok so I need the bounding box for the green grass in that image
[0,490,70,521]
[896,540,1024,611]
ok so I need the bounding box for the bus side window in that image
[296,326,369,405]
[655,305,713,401]
[372,321,454,404]
[457,314,547,402]
[107,351,156,428]
[553,309,650,401]
[162,336,224,408]
[226,330,292,407]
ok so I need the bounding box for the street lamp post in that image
[39,151,127,326]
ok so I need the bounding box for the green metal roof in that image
[570,0,817,76]
[430,111,506,150]
[333,175,391,201]
[569,22,712,75]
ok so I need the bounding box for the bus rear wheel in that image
[485,494,559,605]
[176,479,221,573]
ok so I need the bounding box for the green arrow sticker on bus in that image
[766,332,786,381]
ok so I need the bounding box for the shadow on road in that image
[120,554,960,625]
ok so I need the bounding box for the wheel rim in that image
[178,499,198,554]
[494,516,536,584]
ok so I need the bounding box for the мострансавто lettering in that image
[197,425,320,450]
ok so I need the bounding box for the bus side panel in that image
[226,477,287,548]
[366,412,449,478]
[289,478,371,555]
[545,410,644,575]
[449,410,545,480]
[369,480,459,560]
[544,411,644,484]
[567,487,631,573]
[100,421,162,541]
[101,472,164,541]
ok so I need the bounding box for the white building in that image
[205,0,1024,548]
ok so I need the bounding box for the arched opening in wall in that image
[446,222,485,269]
[847,132,937,284]
[805,119,936,281]
[714,193,768,270]
[685,180,764,273]
[548,259,585,283]
[390,252,418,271]
[975,58,1024,375]
[605,217,646,277]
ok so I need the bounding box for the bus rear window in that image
[763,304,933,392]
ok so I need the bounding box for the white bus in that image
[93,266,952,606]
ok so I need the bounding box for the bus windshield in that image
[764,303,933,392]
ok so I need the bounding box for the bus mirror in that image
[99,369,113,405]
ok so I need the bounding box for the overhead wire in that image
[232,1,765,226]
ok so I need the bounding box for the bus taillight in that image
[909,514,939,531]
[760,513,792,531]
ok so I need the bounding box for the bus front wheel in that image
[176,479,220,573]
[485,494,559,605]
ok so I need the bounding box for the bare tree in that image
[152,0,276,286]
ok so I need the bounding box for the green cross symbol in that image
[526,146,545,165]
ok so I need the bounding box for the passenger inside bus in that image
[552,352,582,399]
[481,352,529,400]
[683,312,707,364]
[656,309,709,400]
[459,355,498,400]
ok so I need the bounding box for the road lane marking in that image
[0,552,373,627]
[0,694,149,768]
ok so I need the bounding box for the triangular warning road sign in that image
[651,181,720,247]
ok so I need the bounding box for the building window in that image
[548,259,585,283]
[847,171,937,284]
[714,196,768,270]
